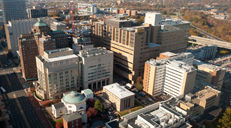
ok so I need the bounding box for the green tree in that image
[136,83,143,91]
[217,108,231,127]
[94,99,104,113]
[29,83,33,88]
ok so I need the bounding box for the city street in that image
[0,73,45,128]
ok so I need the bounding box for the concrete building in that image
[144,12,190,53]
[103,83,135,111]
[72,37,93,54]
[186,45,217,61]
[27,6,48,18]
[35,48,82,100]
[51,21,66,31]
[92,18,162,84]
[131,10,137,16]
[78,3,98,15]
[79,47,113,90]
[194,60,225,90]
[143,52,196,97]
[1,0,27,24]
[128,97,192,128]
[5,18,56,56]
[179,86,221,118]
[18,19,69,80]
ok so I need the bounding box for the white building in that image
[51,89,93,124]
[186,45,217,61]
[72,37,93,54]
[78,3,98,15]
[5,18,56,56]
[35,48,82,100]
[50,21,66,31]
[79,47,113,90]
[128,97,192,128]
[103,83,135,111]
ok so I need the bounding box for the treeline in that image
[181,10,231,42]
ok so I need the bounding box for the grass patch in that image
[131,106,143,112]
[55,119,63,123]
[33,92,43,101]
[119,111,129,117]
[135,100,143,106]
[220,50,230,54]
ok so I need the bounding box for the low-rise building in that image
[186,45,217,61]
[79,47,113,90]
[72,37,93,54]
[103,83,135,111]
[51,21,66,31]
[52,89,93,120]
[63,112,84,128]
[35,48,82,100]
[194,59,226,90]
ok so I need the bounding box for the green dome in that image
[62,91,85,104]
[34,18,48,27]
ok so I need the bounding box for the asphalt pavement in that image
[0,51,45,128]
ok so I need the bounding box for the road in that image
[0,51,46,128]
[188,35,231,50]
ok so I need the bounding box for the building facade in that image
[92,18,162,84]
[1,0,27,24]
[51,21,66,31]
[143,52,196,97]
[186,45,217,61]
[5,18,56,56]
[63,112,83,128]
[79,47,113,90]
[193,60,225,90]
[78,3,98,15]
[18,19,69,80]
[103,83,135,111]
[36,48,82,100]
[27,6,48,18]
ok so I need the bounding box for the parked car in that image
[147,98,153,102]
[139,92,146,97]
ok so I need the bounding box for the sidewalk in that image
[26,91,52,128]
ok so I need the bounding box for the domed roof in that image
[34,18,48,27]
[62,91,85,104]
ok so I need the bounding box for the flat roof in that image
[103,83,135,99]
[161,52,177,57]
[194,59,221,71]
[44,54,78,62]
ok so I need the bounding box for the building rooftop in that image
[187,45,217,51]
[45,47,72,54]
[53,102,65,109]
[161,17,190,25]
[79,47,113,58]
[103,83,135,99]
[34,18,48,27]
[147,42,161,48]
[167,61,196,72]
[105,120,119,128]
[43,54,78,62]
[81,89,93,96]
[194,86,220,101]
[161,51,177,57]
[62,91,86,104]
[194,59,222,71]
[62,112,82,123]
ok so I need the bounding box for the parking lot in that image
[208,55,231,70]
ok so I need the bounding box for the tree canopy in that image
[217,108,231,127]
[94,99,104,113]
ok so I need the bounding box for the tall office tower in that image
[27,6,48,18]
[144,12,190,53]
[193,60,226,90]
[1,0,27,24]
[78,47,113,90]
[18,19,69,80]
[5,18,56,56]
[143,59,197,97]
[36,48,82,100]
[92,19,162,84]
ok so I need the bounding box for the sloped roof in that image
[34,18,48,27]
[63,112,82,122]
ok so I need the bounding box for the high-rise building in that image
[1,0,27,24]
[92,13,190,84]
[92,19,162,84]
[193,59,225,90]
[143,53,197,97]
[18,19,69,80]
[78,3,98,15]
[5,18,56,56]
[35,48,82,100]
[144,12,190,53]
[78,47,113,90]
[27,6,48,18]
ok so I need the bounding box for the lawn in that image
[119,101,144,117]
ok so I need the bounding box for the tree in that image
[94,99,104,113]
[136,83,143,91]
[56,122,63,128]
[29,83,33,88]
[30,87,35,92]
[87,98,95,107]
[217,108,231,127]
[87,107,98,118]
[136,76,143,84]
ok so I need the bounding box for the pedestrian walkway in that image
[26,91,52,128]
